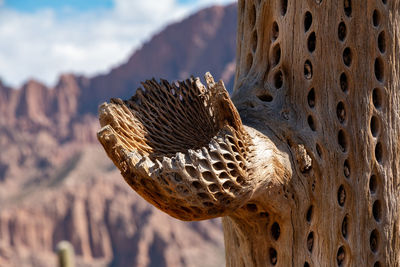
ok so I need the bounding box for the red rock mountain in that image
[0,4,237,267]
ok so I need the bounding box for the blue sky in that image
[4,0,196,12]
[0,0,235,87]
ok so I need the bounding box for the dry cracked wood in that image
[98,0,400,266]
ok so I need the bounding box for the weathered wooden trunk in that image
[97,0,400,266]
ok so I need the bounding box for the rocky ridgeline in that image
[0,4,237,266]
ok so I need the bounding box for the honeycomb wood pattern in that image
[229,0,400,266]
[98,74,291,222]
[98,0,400,266]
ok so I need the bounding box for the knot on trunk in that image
[97,73,254,220]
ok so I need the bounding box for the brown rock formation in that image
[0,3,239,266]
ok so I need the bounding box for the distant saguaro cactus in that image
[56,241,75,267]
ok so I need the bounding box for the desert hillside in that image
[0,4,237,267]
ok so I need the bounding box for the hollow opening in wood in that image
[338,130,348,152]
[344,0,352,17]
[307,232,314,252]
[369,175,378,194]
[252,30,258,52]
[373,200,382,222]
[304,60,313,80]
[370,116,380,137]
[370,229,379,253]
[274,70,283,89]
[372,88,382,109]
[338,185,346,206]
[340,72,349,92]
[307,88,315,108]
[343,47,352,67]
[280,0,288,16]
[338,22,347,41]
[306,205,313,222]
[307,115,316,131]
[374,57,384,82]
[271,44,281,66]
[257,93,273,102]
[272,21,279,41]
[375,142,383,163]
[344,159,350,178]
[249,4,256,28]
[373,10,380,27]
[271,222,281,241]
[336,101,346,123]
[342,215,349,239]
[269,247,278,265]
[304,11,313,32]
[337,246,345,266]
[378,31,386,54]
[308,32,316,53]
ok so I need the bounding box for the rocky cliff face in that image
[0,3,237,267]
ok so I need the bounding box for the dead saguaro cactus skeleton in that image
[98,1,400,266]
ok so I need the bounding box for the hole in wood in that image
[382,0,387,4]
[304,60,313,80]
[374,57,384,82]
[344,0,352,17]
[370,116,380,137]
[272,21,279,41]
[281,0,288,16]
[373,200,382,222]
[344,159,350,178]
[208,184,219,193]
[192,181,202,189]
[271,44,281,66]
[245,53,253,74]
[274,70,283,89]
[308,88,315,108]
[338,22,347,41]
[307,232,314,252]
[372,88,382,109]
[338,130,348,152]
[252,30,258,52]
[375,142,383,163]
[308,115,316,131]
[304,11,313,32]
[336,101,346,123]
[246,203,258,212]
[213,162,224,171]
[337,246,345,266]
[202,171,214,182]
[257,93,273,102]
[340,72,349,92]
[342,215,349,239]
[370,175,378,194]
[374,261,382,267]
[269,247,278,265]
[338,185,346,206]
[343,47,352,67]
[306,205,313,222]
[316,143,322,158]
[373,10,380,27]
[304,262,310,267]
[308,32,316,53]
[370,229,379,253]
[249,4,256,28]
[185,166,198,178]
[378,31,386,54]
[271,222,281,241]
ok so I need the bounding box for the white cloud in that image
[0,0,235,88]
